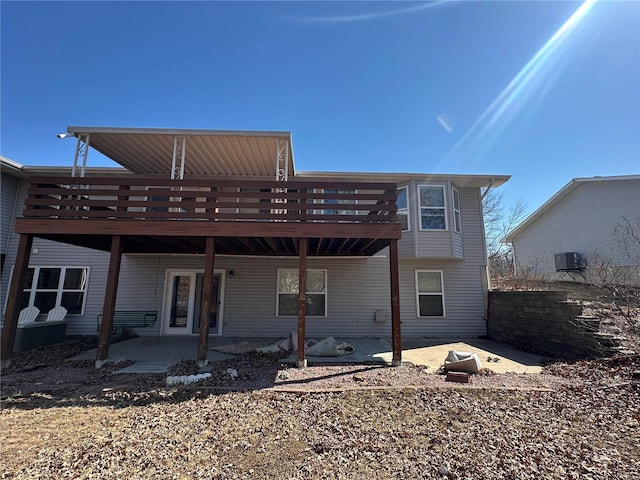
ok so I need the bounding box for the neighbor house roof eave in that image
[503,175,640,243]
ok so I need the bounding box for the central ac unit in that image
[554,252,582,271]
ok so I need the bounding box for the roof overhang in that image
[64,126,295,177]
[1,156,26,177]
[297,171,510,188]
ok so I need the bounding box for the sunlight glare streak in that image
[284,1,452,24]
[441,0,599,168]
[437,115,454,133]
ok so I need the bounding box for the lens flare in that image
[443,0,599,167]
[284,1,452,24]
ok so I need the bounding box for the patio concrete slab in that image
[397,338,547,374]
[69,336,547,374]
[70,336,239,373]
[282,338,392,365]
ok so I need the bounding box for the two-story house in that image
[1,127,509,368]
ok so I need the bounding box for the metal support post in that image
[172,136,186,180]
[274,138,289,215]
[71,134,90,178]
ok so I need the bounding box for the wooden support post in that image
[197,237,215,367]
[297,237,308,369]
[0,234,33,368]
[96,235,123,368]
[389,239,402,366]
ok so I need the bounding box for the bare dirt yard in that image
[1,341,639,479]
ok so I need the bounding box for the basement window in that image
[277,269,327,317]
[13,266,90,315]
[415,270,445,317]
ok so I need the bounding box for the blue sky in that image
[1,0,639,215]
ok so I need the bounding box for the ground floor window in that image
[415,270,445,317]
[277,269,327,316]
[18,266,89,314]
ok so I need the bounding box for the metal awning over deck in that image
[64,126,295,177]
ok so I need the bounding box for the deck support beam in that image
[0,234,33,368]
[96,235,123,368]
[389,239,402,366]
[297,237,308,368]
[197,237,216,367]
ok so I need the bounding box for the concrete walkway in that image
[70,336,547,374]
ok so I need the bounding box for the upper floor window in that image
[419,185,447,230]
[17,266,89,315]
[452,187,461,233]
[397,187,409,231]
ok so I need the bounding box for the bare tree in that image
[590,216,640,331]
[482,189,528,278]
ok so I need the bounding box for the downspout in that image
[479,180,493,332]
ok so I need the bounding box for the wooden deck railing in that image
[23,176,398,224]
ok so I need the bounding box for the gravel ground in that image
[1,345,639,479]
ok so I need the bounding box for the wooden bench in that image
[97,311,158,332]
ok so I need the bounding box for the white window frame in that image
[452,187,461,234]
[415,270,445,317]
[418,185,448,231]
[276,268,327,317]
[5,265,90,316]
[397,186,410,232]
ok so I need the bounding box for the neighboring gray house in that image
[1,127,509,366]
[504,175,640,284]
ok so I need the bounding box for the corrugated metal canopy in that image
[66,126,295,177]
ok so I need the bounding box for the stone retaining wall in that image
[487,291,619,359]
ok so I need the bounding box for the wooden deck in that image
[3,175,403,368]
[16,176,401,256]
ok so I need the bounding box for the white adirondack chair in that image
[46,306,68,322]
[17,306,40,325]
